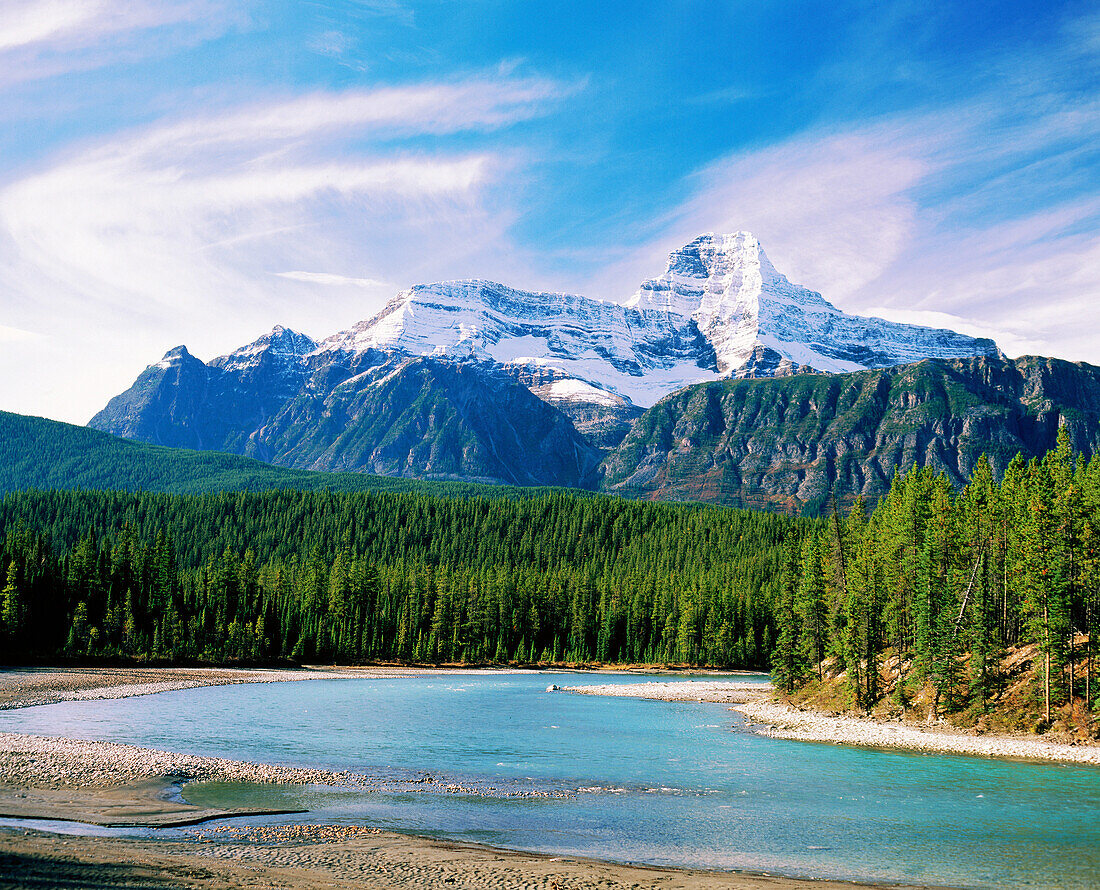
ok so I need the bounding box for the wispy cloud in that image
[0,73,573,420]
[0,323,39,343]
[129,77,572,150]
[0,0,240,84]
[275,270,389,288]
[0,0,105,51]
[592,8,1100,365]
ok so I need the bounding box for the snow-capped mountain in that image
[90,230,1001,486]
[315,231,997,408]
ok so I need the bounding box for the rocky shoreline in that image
[0,667,937,890]
[554,679,765,703]
[554,680,1100,766]
[0,665,460,711]
[0,731,567,800]
[732,698,1100,765]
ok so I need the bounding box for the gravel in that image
[731,698,1100,765]
[555,680,1100,766]
[0,731,569,797]
[552,680,764,703]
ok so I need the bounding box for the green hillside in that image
[0,410,551,500]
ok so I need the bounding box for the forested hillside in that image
[0,488,801,667]
[0,410,549,500]
[605,355,1100,514]
[773,428,1098,732]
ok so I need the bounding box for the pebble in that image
[557,680,1100,766]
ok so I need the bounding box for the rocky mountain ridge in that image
[89,231,1017,500]
[316,231,998,410]
[602,355,1100,513]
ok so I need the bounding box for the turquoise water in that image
[2,672,1098,889]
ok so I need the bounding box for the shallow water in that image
[2,672,1098,889]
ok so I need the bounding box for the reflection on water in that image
[2,672,1098,889]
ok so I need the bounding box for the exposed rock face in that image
[90,231,1003,489]
[91,328,318,453]
[324,231,998,410]
[92,342,600,489]
[601,356,1100,514]
[254,356,602,487]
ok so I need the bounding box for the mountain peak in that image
[293,230,998,407]
[669,231,773,276]
[627,231,785,313]
[151,345,193,370]
[208,326,318,379]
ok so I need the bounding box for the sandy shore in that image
[553,679,765,703]
[555,680,1100,765]
[0,826,938,890]
[0,666,950,889]
[0,665,479,710]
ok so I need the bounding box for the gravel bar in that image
[554,680,1100,765]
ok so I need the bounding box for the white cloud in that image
[0,0,105,51]
[586,120,932,303]
[275,271,389,288]
[0,0,241,85]
[0,323,39,342]
[590,97,1100,366]
[0,74,571,422]
[132,77,573,152]
[0,0,227,51]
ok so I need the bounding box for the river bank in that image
[554,680,1100,765]
[0,825,937,890]
[0,667,944,890]
[0,665,479,710]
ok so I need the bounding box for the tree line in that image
[0,489,800,667]
[772,429,1098,723]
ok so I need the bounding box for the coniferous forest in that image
[0,488,798,667]
[2,429,1098,729]
[772,429,1099,725]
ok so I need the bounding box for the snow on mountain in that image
[211,325,318,374]
[313,231,998,408]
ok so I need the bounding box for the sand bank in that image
[553,679,765,703]
[0,731,566,806]
[553,680,1100,765]
[0,667,952,889]
[0,665,474,711]
[732,697,1100,765]
[0,826,938,890]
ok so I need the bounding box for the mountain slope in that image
[94,351,601,489]
[601,355,1100,514]
[255,357,601,486]
[0,410,555,499]
[89,231,999,487]
[328,231,999,409]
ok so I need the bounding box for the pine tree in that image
[797,533,828,681]
[1,560,21,645]
[771,542,806,693]
[1021,459,1071,724]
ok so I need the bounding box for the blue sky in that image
[1,0,1098,422]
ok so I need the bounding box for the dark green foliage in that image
[776,428,1100,719]
[603,355,1100,515]
[0,409,585,500]
[770,542,806,692]
[0,487,803,668]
